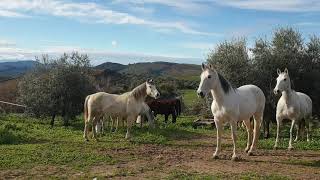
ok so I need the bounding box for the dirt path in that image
[88,137,320,179]
[1,135,319,179]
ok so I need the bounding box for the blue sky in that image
[0,0,319,65]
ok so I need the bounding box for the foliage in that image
[204,27,320,117]
[207,38,251,87]
[18,52,95,126]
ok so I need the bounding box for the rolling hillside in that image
[0,60,201,80]
[0,60,37,79]
[96,61,201,80]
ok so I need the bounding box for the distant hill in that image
[0,60,201,81]
[0,60,37,79]
[95,62,127,72]
[95,61,201,80]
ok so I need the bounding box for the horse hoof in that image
[212,155,219,159]
[288,147,293,151]
[247,151,254,156]
[244,148,250,153]
[273,146,278,150]
[231,156,239,161]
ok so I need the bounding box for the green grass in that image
[166,170,291,180]
[180,89,198,107]
[0,113,319,178]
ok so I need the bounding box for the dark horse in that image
[147,98,181,123]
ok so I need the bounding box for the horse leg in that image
[306,118,310,142]
[294,123,300,142]
[110,116,114,132]
[172,113,177,123]
[266,119,270,139]
[165,114,169,123]
[101,117,105,135]
[115,117,119,132]
[125,116,135,139]
[263,118,270,139]
[230,120,238,161]
[243,119,252,153]
[274,116,282,149]
[213,120,222,159]
[172,109,177,123]
[248,113,262,155]
[288,119,296,150]
[92,117,99,141]
[83,120,90,141]
[83,113,93,141]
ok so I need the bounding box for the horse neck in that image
[282,88,294,105]
[131,83,147,101]
[210,78,228,105]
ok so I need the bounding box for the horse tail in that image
[84,95,90,122]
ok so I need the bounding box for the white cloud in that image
[0,9,30,18]
[0,40,16,47]
[113,0,207,13]
[0,45,201,65]
[295,22,320,27]
[214,0,320,12]
[111,41,118,47]
[181,42,215,50]
[0,0,220,36]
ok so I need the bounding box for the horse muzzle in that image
[197,91,205,98]
[155,93,160,99]
[273,89,280,95]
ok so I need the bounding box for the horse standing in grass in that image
[197,63,265,161]
[273,68,312,150]
[83,79,160,141]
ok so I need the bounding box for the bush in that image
[18,52,95,126]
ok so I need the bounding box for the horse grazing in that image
[147,98,181,123]
[197,63,265,160]
[136,102,155,127]
[273,68,312,150]
[83,79,160,141]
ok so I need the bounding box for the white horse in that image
[197,63,265,160]
[136,103,155,128]
[83,79,160,141]
[273,68,312,150]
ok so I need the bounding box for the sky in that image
[0,0,319,65]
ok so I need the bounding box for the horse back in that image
[236,85,265,118]
[296,92,312,116]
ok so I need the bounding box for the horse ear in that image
[147,79,153,83]
[201,63,206,71]
[284,68,288,75]
[208,64,214,70]
[277,68,281,75]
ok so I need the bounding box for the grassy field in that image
[180,89,198,107]
[0,114,320,179]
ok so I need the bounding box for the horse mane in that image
[131,82,147,100]
[217,73,233,94]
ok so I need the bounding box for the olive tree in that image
[18,52,95,126]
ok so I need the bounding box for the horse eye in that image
[208,75,211,79]
[284,78,287,81]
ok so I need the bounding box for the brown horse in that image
[147,98,181,123]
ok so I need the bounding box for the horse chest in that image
[211,103,236,121]
[280,105,299,119]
